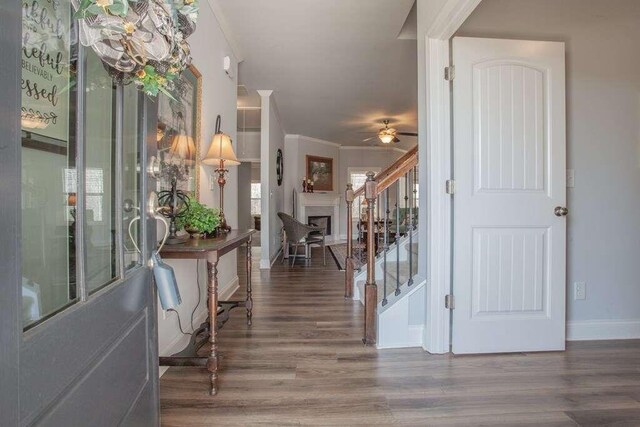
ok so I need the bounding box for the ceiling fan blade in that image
[392,137,400,143]
[362,136,376,142]
[397,132,418,137]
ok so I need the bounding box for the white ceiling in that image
[217,0,418,149]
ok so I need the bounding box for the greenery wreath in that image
[72,0,199,97]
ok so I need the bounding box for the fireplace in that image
[308,215,331,236]
[296,192,340,240]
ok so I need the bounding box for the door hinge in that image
[445,294,455,309]
[445,179,456,195]
[445,65,455,81]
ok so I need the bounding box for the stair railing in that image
[345,146,419,345]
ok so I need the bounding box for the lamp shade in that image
[203,132,240,166]
[169,133,196,160]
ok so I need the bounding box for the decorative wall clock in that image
[276,149,284,186]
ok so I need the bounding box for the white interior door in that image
[452,37,566,354]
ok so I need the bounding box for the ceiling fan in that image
[362,119,418,144]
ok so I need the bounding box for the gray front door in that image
[1,0,160,424]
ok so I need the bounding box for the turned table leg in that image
[206,258,219,396]
[246,237,253,326]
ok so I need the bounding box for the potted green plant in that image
[176,200,221,239]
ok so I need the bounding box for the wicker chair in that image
[278,212,326,267]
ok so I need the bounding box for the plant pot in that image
[184,226,205,239]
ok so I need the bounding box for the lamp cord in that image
[167,259,203,337]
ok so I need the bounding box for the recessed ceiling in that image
[217,0,418,149]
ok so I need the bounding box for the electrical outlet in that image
[574,282,586,300]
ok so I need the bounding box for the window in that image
[251,182,261,216]
[21,3,142,328]
[348,168,380,220]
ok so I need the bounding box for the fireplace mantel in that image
[295,192,340,241]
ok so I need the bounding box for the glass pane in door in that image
[21,0,76,329]
[123,86,141,270]
[85,51,118,292]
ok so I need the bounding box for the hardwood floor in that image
[160,248,640,426]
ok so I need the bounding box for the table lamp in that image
[202,115,240,233]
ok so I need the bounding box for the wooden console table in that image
[159,229,255,396]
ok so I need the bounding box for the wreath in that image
[72,0,199,97]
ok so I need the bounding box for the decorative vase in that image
[302,179,307,193]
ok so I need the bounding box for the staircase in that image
[344,146,426,348]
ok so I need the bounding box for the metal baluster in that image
[376,193,381,256]
[382,188,389,306]
[395,179,401,296]
[395,180,400,246]
[408,168,414,286]
[404,171,409,236]
[357,194,363,269]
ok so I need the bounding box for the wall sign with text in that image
[21,0,73,143]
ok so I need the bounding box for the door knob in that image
[147,155,161,179]
[554,206,568,217]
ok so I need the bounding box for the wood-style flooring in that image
[160,248,640,426]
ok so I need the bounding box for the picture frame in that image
[306,155,334,191]
[156,64,202,200]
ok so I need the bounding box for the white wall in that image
[458,0,640,331]
[237,130,261,161]
[158,2,240,358]
[259,92,285,268]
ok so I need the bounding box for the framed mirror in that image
[156,64,202,200]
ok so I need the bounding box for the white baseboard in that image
[159,275,239,378]
[567,319,640,341]
[219,276,240,301]
[261,246,283,270]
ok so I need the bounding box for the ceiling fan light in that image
[379,133,395,144]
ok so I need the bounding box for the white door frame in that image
[420,0,483,353]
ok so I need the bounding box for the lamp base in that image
[165,235,189,245]
[218,211,232,234]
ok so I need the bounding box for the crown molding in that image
[257,90,287,135]
[339,146,408,154]
[257,90,273,97]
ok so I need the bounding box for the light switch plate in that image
[567,169,575,188]
[574,282,586,300]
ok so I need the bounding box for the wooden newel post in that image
[345,183,355,299]
[363,171,377,345]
